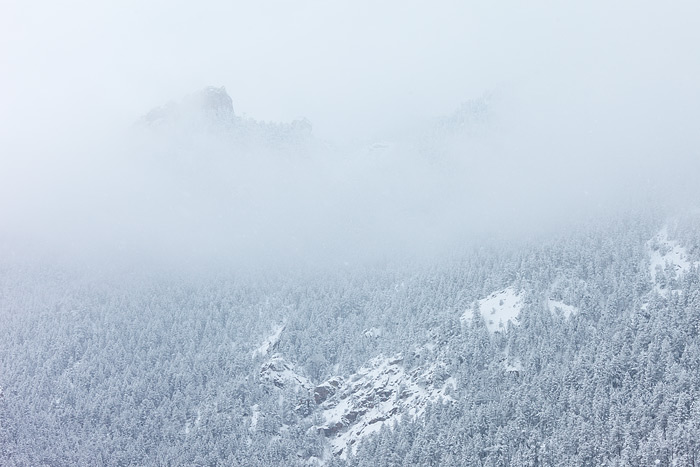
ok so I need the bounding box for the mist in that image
[6,4,700,465]
[2,0,700,268]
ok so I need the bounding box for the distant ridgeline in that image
[138,86,313,148]
[137,86,493,156]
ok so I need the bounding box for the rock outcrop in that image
[141,86,235,129]
[313,355,455,458]
[259,354,311,391]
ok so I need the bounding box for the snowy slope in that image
[259,354,312,391]
[252,325,285,358]
[647,226,698,295]
[462,287,524,333]
[314,355,455,458]
[547,299,578,319]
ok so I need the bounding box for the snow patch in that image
[363,327,383,338]
[184,409,202,435]
[647,226,697,295]
[462,287,524,333]
[547,299,578,319]
[249,404,260,432]
[503,359,523,374]
[253,325,285,358]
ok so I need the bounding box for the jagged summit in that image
[140,86,235,128]
[182,86,235,125]
[190,86,234,117]
[137,86,313,149]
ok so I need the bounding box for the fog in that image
[2,1,699,267]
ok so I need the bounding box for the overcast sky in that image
[3,0,699,141]
[2,1,700,266]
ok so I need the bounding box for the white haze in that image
[1,1,699,267]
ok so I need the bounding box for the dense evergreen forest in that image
[4,0,700,465]
[2,209,700,466]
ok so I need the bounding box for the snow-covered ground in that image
[252,325,285,358]
[315,355,455,459]
[547,299,578,319]
[249,404,260,432]
[462,287,524,333]
[502,358,523,374]
[647,226,697,295]
[259,354,312,391]
[257,286,574,460]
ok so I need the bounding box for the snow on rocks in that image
[314,355,455,458]
[252,325,285,359]
[259,354,312,391]
[647,226,698,295]
[462,287,524,333]
[256,326,313,392]
[314,376,344,405]
[141,86,235,129]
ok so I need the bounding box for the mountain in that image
[4,207,700,465]
[254,333,455,460]
[2,86,700,465]
[137,86,313,149]
[141,86,236,128]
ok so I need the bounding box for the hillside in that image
[2,211,700,465]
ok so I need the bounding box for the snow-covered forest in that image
[2,1,700,466]
[3,210,700,465]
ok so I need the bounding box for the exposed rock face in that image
[250,321,456,461]
[313,355,455,458]
[141,86,234,129]
[259,354,311,391]
[137,86,313,150]
[186,86,234,121]
[313,377,343,405]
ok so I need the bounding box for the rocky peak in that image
[313,376,344,405]
[184,86,235,121]
[140,86,235,129]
